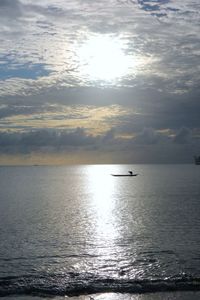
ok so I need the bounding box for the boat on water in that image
[111,171,138,177]
[111,174,138,177]
[194,156,200,165]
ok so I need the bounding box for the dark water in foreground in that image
[0,164,200,298]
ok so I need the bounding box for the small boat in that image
[194,156,200,165]
[111,174,138,177]
[111,171,138,177]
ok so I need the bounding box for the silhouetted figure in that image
[128,171,133,175]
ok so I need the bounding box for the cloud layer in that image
[0,0,200,163]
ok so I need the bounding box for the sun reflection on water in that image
[86,165,119,243]
[81,165,146,279]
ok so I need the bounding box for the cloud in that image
[0,128,96,154]
[0,0,22,18]
[136,0,169,17]
[0,124,199,164]
[0,125,198,152]
[0,87,200,142]
[173,127,192,144]
[0,0,200,163]
[133,127,162,145]
[0,104,130,134]
[0,0,200,99]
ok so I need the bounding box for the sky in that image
[0,0,200,164]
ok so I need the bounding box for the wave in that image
[0,273,200,297]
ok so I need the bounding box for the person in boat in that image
[128,171,133,175]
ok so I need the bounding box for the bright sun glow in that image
[77,35,137,82]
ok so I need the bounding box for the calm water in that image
[0,164,200,297]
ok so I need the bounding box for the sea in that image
[0,164,200,300]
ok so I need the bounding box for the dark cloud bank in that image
[0,127,199,163]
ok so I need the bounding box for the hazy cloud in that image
[173,127,192,144]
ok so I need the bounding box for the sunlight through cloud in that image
[77,34,139,83]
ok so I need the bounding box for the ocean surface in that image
[0,164,200,299]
